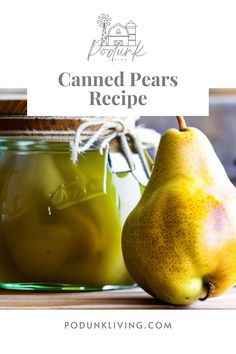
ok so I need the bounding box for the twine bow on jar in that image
[71,118,151,179]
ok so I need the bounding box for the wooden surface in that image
[0,287,235,310]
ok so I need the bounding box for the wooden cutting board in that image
[0,287,235,310]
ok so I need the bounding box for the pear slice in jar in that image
[4,208,102,280]
[0,152,65,222]
[1,147,133,285]
[57,169,134,286]
[0,152,68,279]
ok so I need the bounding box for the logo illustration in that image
[87,14,146,61]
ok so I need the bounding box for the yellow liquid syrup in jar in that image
[0,117,153,291]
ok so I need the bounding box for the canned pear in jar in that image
[0,117,156,291]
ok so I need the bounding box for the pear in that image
[122,116,236,305]
[0,149,133,286]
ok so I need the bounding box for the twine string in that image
[71,120,125,163]
[99,131,119,154]
[72,119,151,178]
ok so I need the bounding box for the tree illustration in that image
[97,14,111,46]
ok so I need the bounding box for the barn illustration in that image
[107,21,136,46]
[97,15,137,47]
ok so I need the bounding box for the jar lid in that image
[0,116,138,135]
[0,116,152,179]
[0,102,27,115]
[0,116,91,133]
[0,89,27,115]
[0,116,130,155]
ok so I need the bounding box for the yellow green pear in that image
[122,116,236,305]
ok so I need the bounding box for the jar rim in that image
[0,137,75,152]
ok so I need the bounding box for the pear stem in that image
[176,116,187,131]
[199,282,215,301]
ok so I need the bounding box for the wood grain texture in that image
[0,287,235,310]
[0,100,27,115]
[0,117,86,131]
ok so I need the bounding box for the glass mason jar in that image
[0,117,153,291]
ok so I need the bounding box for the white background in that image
[0,310,235,353]
[1,0,236,352]
[1,0,236,116]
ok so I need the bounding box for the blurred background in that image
[140,89,236,182]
